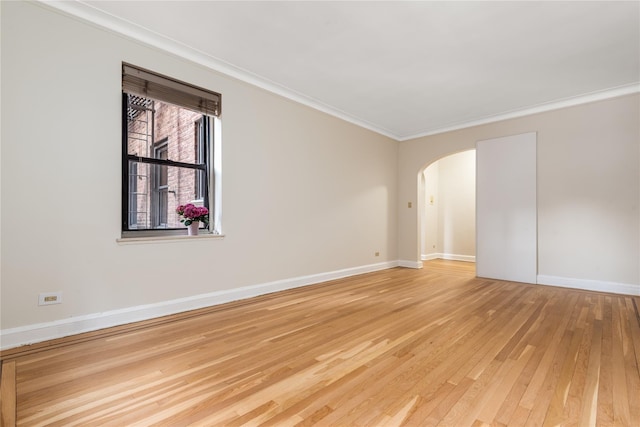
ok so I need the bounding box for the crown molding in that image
[38,1,640,143]
[398,83,640,141]
[38,0,399,140]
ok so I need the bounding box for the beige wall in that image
[1,1,638,341]
[421,163,439,255]
[400,95,639,289]
[0,2,398,331]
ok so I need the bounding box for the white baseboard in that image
[6,263,636,350]
[397,260,423,269]
[0,260,398,350]
[536,275,639,296]
[421,253,476,263]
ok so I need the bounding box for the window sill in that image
[116,233,225,245]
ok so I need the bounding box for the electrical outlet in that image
[39,292,62,306]
[408,202,412,208]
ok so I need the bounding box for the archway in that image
[397,137,476,267]
[417,149,476,269]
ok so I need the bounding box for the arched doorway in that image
[418,149,476,269]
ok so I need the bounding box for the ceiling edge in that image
[398,83,640,142]
[40,1,640,143]
[39,0,400,140]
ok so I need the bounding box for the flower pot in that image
[187,221,199,236]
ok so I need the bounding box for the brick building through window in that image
[122,64,220,237]
[126,96,207,230]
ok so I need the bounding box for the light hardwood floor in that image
[1,260,639,426]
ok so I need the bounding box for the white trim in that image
[421,253,476,262]
[4,264,637,349]
[536,275,639,296]
[399,84,640,141]
[36,0,398,141]
[421,253,441,261]
[116,233,225,245]
[37,2,639,143]
[0,260,398,350]
[397,260,423,269]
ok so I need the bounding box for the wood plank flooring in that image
[1,260,639,426]
[1,361,16,426]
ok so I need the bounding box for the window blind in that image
[122,63,221,117]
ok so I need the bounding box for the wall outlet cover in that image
[39,292,62,306]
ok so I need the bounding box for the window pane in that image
[194,118,206,200]
[127,95,153,157]
[153,161,168,227]
[126,94,202,164]
[127,162,206,230]
[155,101,202,163]
[128,162,139,226]
[127,95,204,163]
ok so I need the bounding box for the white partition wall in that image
[476,132,537,284]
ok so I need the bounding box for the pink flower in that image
[177,203,209,225]
[183,204,198,218]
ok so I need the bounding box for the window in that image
[122,64,221,237]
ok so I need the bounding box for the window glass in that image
[122,64,220,237]
[126,161,205,229]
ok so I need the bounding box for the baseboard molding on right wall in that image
[536,275,640,296]
[421,253,476,263]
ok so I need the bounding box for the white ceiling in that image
[61,1,639,140]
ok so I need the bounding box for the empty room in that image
[1,1,639,426]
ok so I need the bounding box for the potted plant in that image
[176,204,209,235]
